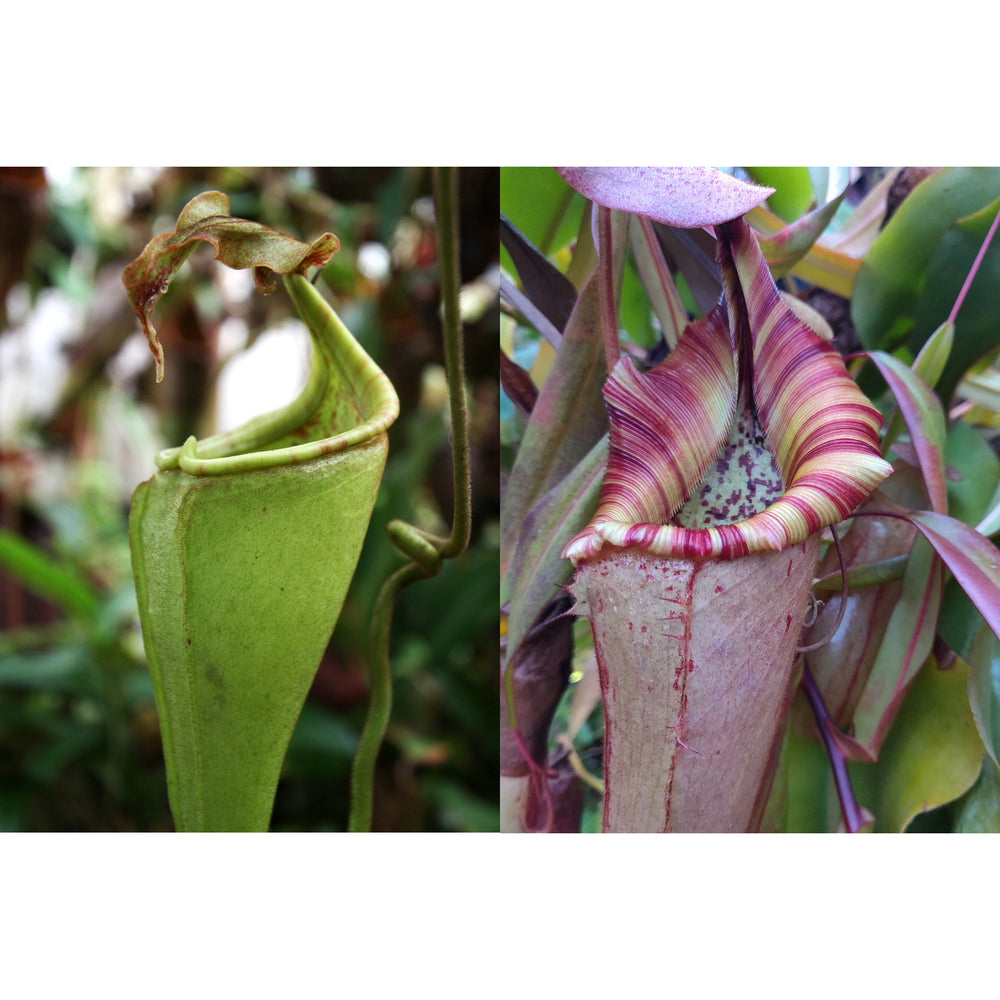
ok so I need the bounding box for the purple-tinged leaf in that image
[500,213,578,334]
[654,224,722,315]
[504,437,607,665]
[905,509,1000,643]
[628,215,688,350]
[500,595,574,771]
[834,535,943,761]
[500,595,575,832]
[800,661,870,833]
[500,272,563,347]
[543,752,586,833]
[500,246,617,573]
[866,350,948,515]
[556,167,774,229]
[500,349,538,419]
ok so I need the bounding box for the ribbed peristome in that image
[564,218,893,564]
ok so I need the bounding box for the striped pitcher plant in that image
[501,167,1000,833]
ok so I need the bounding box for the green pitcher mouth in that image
[154,274,399,476]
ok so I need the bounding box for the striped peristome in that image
[564,218,892,564]
[596,306,737,528]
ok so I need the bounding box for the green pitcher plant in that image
[123,192,399,831]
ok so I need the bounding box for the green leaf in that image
[873,655,984,832]
[953,755,1000,832]
[944,419,1000,528]
[852,167,1000,357]
[628,215,688,350]
[618,256,658,350]
[938,576,987,663]
[845,535,943,759]
[911,319,954,391]
[500,167,584,259]
[909,195,1000,404]
[0,645,90,691]
[778,726,837,833]
[745,166,815,223]
[0,528,101,620]
[967,626,1000,768]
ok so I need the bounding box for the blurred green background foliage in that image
[0,166,499,831]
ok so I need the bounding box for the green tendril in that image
[347,167,473,832]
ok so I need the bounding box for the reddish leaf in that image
[866,350,948,515]
[556,167,774,229]
[499,349,539,418]
[500,596,575,833]
[904,510,1000,641]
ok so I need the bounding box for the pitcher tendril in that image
[347,167,473,832]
